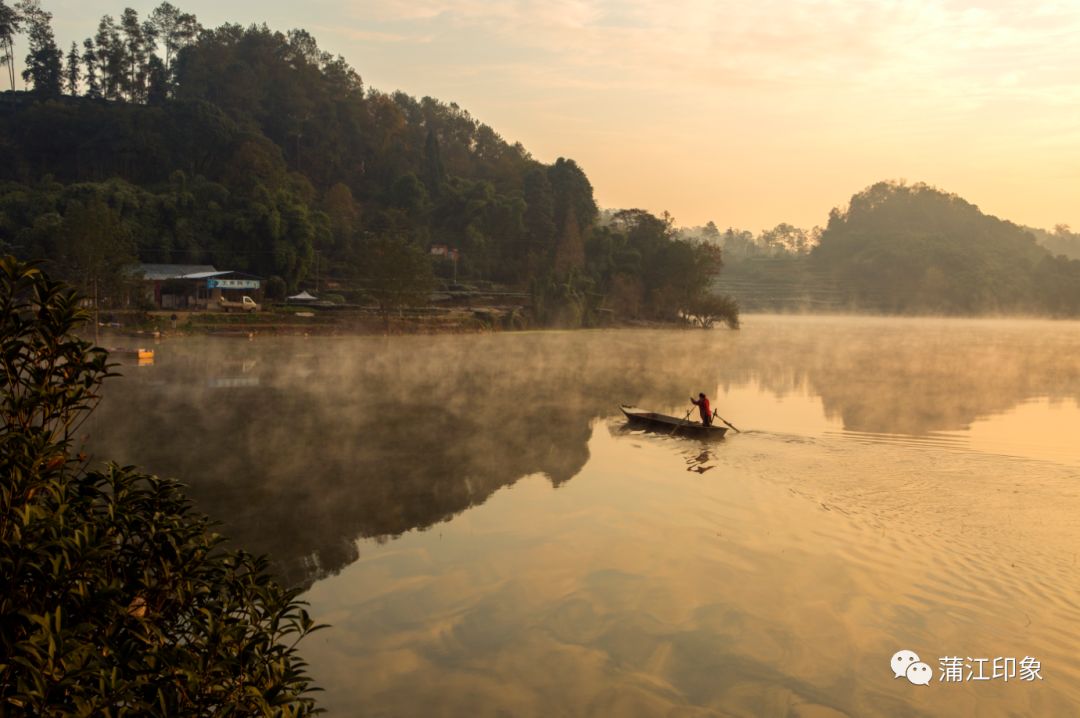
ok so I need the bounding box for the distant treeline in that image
[674,220,819,259]
[0,1,733,328]
[710,182,1080,316]
[1023,224,1080,261]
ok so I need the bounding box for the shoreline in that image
[87,307,699,342]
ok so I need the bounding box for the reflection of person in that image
[690,392,712,426]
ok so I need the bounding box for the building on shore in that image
[134,264,264,310]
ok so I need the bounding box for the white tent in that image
[286,291,319,302]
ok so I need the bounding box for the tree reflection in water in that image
[89,318,1080,587]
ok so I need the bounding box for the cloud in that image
[323,0,1080,228]
[314,25,435,44]
[336,0,1080,108]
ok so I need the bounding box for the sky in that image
[29,0,1080,231]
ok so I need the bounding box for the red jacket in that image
[692,395,710,420]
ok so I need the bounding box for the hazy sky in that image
[35,0,1080,231]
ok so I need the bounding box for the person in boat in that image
[690,392,713,426]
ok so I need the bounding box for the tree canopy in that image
[0,2,734,326]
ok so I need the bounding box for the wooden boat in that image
[620,405,728,438]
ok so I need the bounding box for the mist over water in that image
[90,315,1080,716]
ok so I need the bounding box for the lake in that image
[90,315,1080,716]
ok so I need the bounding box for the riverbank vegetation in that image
[0,0,737,329]
[0,256,322,714]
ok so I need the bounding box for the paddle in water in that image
[712,408,741,433]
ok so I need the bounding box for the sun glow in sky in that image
[43,0,1080,231]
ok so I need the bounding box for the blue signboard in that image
[208,278,260,289]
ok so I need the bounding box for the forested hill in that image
[0,9,570,286]
[807,182,1080,315]
[0,1,732,328]
[707,182,1080,316]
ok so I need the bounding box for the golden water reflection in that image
[306,424,1080,716]
[89,316,1080,715]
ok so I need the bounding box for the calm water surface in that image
[92,315,1080,717]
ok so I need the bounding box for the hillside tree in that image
[80,37,99,96]
[64,40,78,94]
[0,0,20,91]
[148,1,200,78]
[16,0,61,97]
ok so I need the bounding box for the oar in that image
[672,407,694,435]
[713,408,741,433]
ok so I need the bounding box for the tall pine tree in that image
[0,0,21,91]
[64,41,79,95]
[16,0,61,97]
[81,37,99,97]
[120,8,149,102]
[94,15,124,100]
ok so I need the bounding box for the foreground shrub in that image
[0,257,323,716]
